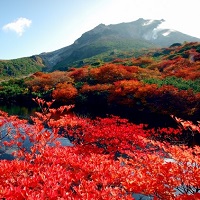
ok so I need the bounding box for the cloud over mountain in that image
[2,17,32,36]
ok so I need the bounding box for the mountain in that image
[1,18,200,77]
[40,18,200,71]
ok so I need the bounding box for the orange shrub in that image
[26,71,73,93]
[68,66,90,82]
[80,83,112,93]
[52,82,78,103]
[89,64,135,83]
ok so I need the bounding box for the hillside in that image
[40,18,200,71]
[0,56,45,80]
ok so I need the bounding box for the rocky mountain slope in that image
[1,18,200,77]
[40,18,200,71]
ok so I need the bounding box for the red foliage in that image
[0,99,200,199]
[148,56,200,80]
[107,80,200,118]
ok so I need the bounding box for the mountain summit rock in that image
[40,18,200,71]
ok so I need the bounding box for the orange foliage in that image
[52,82,78,103]
[165,64,200,80]
[147,57,200,80]
[131,56,154,66]
[80,83,112,93]
[89,64,136,83]
[134,83,158,100]
[68,66,90,82]
[135,67,161,80]
[26,71,73,92]
[108,80,142,105]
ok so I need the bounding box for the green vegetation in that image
[0,79,28,100]
[143,77,200,93]
[0,56,45,80]
[51,39,156,71]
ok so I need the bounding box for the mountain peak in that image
[92,23,107,34]
[95,23,106,28]
[141,18,165,26]
[39,18,200,70]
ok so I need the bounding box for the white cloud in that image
[2,17,32,36]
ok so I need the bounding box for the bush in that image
[0,98,200,199]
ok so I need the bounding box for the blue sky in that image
[1,0,200,60]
